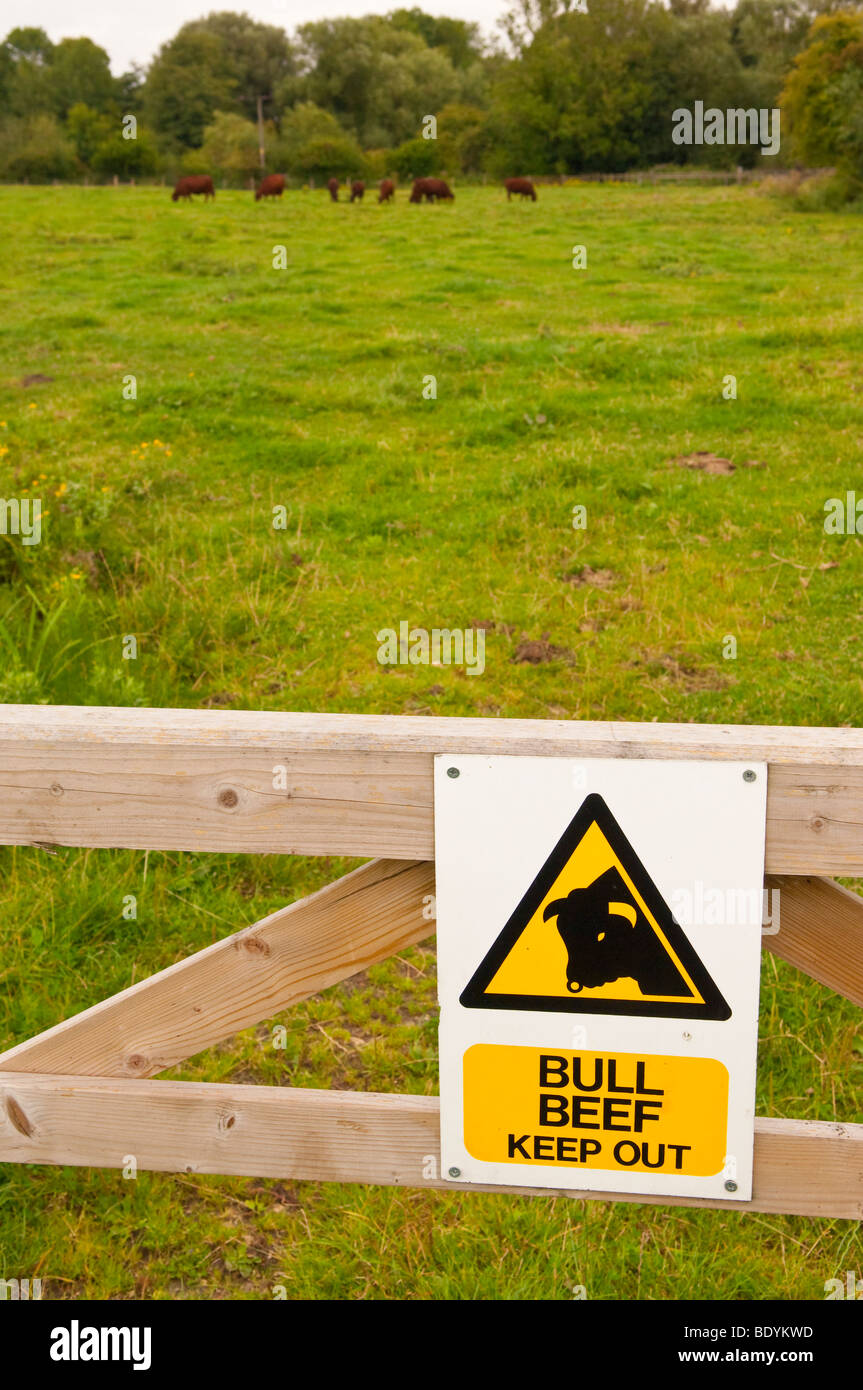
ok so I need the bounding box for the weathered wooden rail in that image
[0,706,860,1219]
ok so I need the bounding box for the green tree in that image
[144,30,237,149]
[180,12,295,123]
[390,136,443,177]
[290,135,367,179]
[91,131,159,177]
[200,110,261,183]
[66,102,113,164]
[437,102,491,172]
[388,9,485,68]
[50,37,115,117]
[277,102,345,156]
[288,17,463,147]
[780,10,863,172]
[489,0,754,174]
[0,112,77,180]
[144,12,294,148]
[1,26,56,114]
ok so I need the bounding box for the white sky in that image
[3,1,509,73]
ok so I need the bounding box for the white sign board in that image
[436,757,767,1202]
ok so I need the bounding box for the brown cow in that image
[349,180,365,202]
[505,177,537,201]
[378,178,395,203]
[172,175,215,202]
[328,177,340,201]
[255,173,285,200]
[409,177,455,203]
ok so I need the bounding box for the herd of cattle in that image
[171,174,538,204]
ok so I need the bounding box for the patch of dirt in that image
[62,549,104,586]
[20,373,54,386]
[654,654,729,692]
[671,452,765,475]
[512,635,576,665]
[564,565,617,588]
[470,618,516,635]
[671,451,735,475]
[203,692,239,707]
[586,323,650,337]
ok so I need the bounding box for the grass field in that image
[0,182,861,1300]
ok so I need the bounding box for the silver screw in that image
[448,1166,461,1178]
[725,1180,738,1192]
[743,770,756,783]
[447,767,459,779]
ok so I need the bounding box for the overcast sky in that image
[4,1,509,73]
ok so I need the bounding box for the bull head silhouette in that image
[543,865,687,996]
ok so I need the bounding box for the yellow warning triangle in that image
[460,794,730,1020]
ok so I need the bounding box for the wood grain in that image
[0,859,435,1078]
[0,1076,859,1219]
[764,874,863,1006]
[1,705,863,871]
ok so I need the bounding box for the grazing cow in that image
[349,180,365,202]
[426,177,454,201]
[542,866,686,996]
[328,177,340,201]
[505,177,537,201]
[378,178,395,203]
[255,173,285,200]
[409,176,455,203]
[172,175,215,202]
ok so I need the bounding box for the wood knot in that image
[238,934,270,956]
[219,1112,237,1132]
[5,1096,35,1138]
[218,788,239,809]
[810,815,825,833]
[125,1054,150,1074]
[49,782,64,797]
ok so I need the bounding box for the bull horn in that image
[543,898,568,921]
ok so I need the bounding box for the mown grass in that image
[0,182,860,1300]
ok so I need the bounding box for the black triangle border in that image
[458,792,732,1020]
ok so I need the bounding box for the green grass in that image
[0,182,861,1300]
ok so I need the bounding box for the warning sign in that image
[435,756,767,1202]
[463,1045,728,1176]
[460,793,731,1020]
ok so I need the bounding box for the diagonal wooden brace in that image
[0,858,435,1079]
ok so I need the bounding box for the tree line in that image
[1,2,861,191]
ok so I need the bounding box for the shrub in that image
[389,136,442,179]
[0,113,78,181]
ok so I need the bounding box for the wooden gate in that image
[0,705,860,1219]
